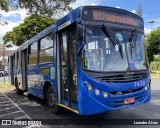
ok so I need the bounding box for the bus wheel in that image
[47,86,60,114]
[15,79,23,95]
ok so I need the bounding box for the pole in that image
[3,44,5,84]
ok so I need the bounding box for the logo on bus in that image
[134,81,145,88]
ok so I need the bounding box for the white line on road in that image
[0,106,16,112]
[0,103,15,106]
[0,97,7,100]
[0,110,22,118]
[15,116,28,120]
[2,93,32,120]
[1,93,41,128]
[0,100,13,104]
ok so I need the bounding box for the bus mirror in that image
[77,24,83,41]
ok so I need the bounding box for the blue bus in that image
[8,6,151,115]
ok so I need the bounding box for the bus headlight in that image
[84,81,88,85]
[144,86,148,91]
[145,84,150,91]
[103,92,108,98]
[95,89,100,96]
[88,85,93,91]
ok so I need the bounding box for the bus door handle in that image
[73,74,77,85]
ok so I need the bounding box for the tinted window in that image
[39,33,54,63]
[29,42,38,65]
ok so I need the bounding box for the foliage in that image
[0,0,9,11]
[0,0,76,17]
[145,27,160,63]
[150,56,160,71]
[154,56,160,62]
[136,4,142,17]
[150,61,160,71]
[3,14,57,46]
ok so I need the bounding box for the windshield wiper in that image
[102,24,123,59]
[129,29,137,58]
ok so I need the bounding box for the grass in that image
[0,82,12,87]
[150,72,160,78]
[0,82,15,92]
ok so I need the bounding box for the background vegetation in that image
[3,14,57,45]
[0,0,75,17]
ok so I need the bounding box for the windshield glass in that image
[81,27,147,72]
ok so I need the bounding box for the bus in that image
[8,6,151,115]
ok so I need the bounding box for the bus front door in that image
[59,26,78,108]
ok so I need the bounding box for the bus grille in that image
[97,73,149,83]
[110,87,143,95]
[108,90,146,108]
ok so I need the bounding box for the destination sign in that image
[82,7,143,28]
[93,10,137,26]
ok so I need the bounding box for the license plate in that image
[124,97,135,104]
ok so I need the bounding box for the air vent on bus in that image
[110,87,143,95]
[97,73,149,83]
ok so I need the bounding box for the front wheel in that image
[47,86,61,114]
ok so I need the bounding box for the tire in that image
[47,86,61,114]
[15,79,23,95]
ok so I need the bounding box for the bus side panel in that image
[28,65,39,97]
[28,63,57,99]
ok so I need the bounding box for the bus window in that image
[14,53,19,67]
[39,33,54,63]
[29,42,38,65]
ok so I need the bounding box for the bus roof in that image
[8,6,143,56]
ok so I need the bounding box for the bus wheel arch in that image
[43,81,52,99]
[43,81,61,114]
[15,77,23,95]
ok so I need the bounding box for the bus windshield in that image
[81,27,147,72]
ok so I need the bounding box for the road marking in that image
[0,97,7,100]
[15,116,28,120]
[130,107,160,118]
[0,103,15,106]
[0,110,22,118]
[0,100,13,104]
[1,93,42,127]
[0,106,16,112]
[0,93,42,127]
[1,93,32,120]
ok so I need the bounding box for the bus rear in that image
[77,6,151,115]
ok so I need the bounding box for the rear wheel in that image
[15,79,23,95]
[47,86,61,114]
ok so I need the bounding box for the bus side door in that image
[58,24,78,108]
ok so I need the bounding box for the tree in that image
[3,14,57,46]
[137,4,142,17]
[0,0,9,11]
[0,0,76,17]
[146,27,160,63]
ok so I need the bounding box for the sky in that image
[0,0,160,45]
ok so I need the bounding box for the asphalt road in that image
[0,77,160,128]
